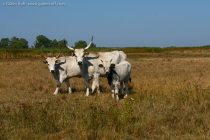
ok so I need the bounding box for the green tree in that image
[58,39,67,47]
[51,39,58,47]
[9,36,28,48]
[74,40,96,48]
[18,38,28,48]
[9,36,19,48]
[75,40,87,48]
[34,35,51,48]
[0,38,10,48]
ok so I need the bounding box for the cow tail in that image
[128,70,131,82]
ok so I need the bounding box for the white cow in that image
[66,37,101,96]
[100,59,132,100]
[97,51,127,75]
[97,51,127,93]
[66,37,128,96]
[42,50,82,95]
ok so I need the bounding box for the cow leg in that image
[120,82,124,93]
[65,80,72,94]
[86,86,90,96]
[114,82,119,100]
[111,83,114,93]
[124,81,129,99]
[85,76,90,96]
[91,80,96,94]
[93,73,100,94]
[54,81,61,95]
[54,87,59,95]
[54,75,66,95]
[111,82,115,98]
[115,93,119,100]
[112,93,115,99]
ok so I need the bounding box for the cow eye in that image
[99,64,103,67]
[43,60,48,64]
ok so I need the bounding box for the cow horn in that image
[41,47,48,59]
[84,36,93,50]
[67,46,75,51]
[56,46,62,58]
[64,39,74,51]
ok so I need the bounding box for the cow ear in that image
[43,60,48,64]
[84,52,89,57]
[110,64,115,68]
[72,52,75,56]
[55,60,61,64]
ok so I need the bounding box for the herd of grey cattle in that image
[42,37,132,100]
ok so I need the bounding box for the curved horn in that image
[66,45,75,51]
[56,46,62,58]
[41,47,48,59]
[64,39,74,51]
[84,36,93,50]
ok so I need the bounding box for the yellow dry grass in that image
[1,53,210,139]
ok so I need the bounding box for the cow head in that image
[98,59,113,75]
[42,47,61,73]
[66,36,93,65]
[99,60,115,86]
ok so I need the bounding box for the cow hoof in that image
[130,98,134,101]
[112,93,115,98]
[97,90,100,94]
[124,94,128,99]
[116,96,119,100]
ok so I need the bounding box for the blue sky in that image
[1,0,210,47]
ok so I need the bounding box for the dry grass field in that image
[1,53,210,139]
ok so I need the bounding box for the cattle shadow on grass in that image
[117,85,135,100]
[58,86,135,98]
[92,85,135,100]
[58,88,86,94]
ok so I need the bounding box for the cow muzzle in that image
[78,61,82,65]
[51,70,55,73]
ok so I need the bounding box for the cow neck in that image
[107,68,119,86]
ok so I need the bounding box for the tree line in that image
[0,35,96,49]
